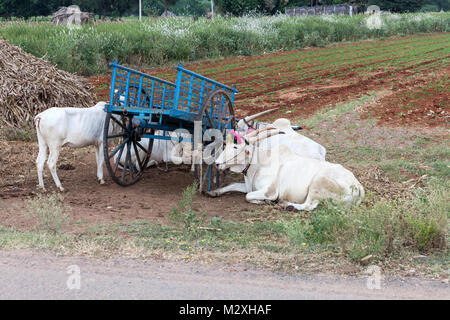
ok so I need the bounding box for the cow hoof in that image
[248,200,264,204]
[285,205,298,212]
[206,191,218,198]
[58,186,65,192]
[273,204,283,210]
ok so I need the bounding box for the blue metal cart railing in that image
[103,61,238,192]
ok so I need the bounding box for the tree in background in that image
[172,0,209,16]
[0,0,135,18]
[215,0,292,15]
[285,0,442,12]
[162,0,179,13]
[366,0,425,12]
[0,0,56,18]
[143,0,208,16]
[420,0,449,11]
[284,0,351,7]
[215,0,264,15]
[0,0,448,18]
[143,0,164,16]
[264,0,288,14]
[215,0,356,15]
[72,0,101,15]
[95,0,133,16]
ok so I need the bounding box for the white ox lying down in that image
[236,109,326,161]
[114,90,193,168]
[209,127,364,211]
[257,118,325,161]
[114,131,193,170]
[236,108,302,133]
[113,102,324,170]
[117,116,325,172]
[35,102,116,191]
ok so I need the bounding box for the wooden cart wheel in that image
[194,88,236,193]
[103,112,154,186]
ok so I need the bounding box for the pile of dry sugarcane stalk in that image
[0,39,95,128]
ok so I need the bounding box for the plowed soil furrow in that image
[150,35,449,99]
[88,33,450,126]
[223,40,450,95]
[152,33,448,78]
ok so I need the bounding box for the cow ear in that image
[226,133,234,144]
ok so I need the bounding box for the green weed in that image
[22,193,69,235]
[169,181,206,239]
[1,124,36,142]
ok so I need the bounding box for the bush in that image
[284,178,448,261]
[1,124,36,141]
[169,182,206,239]
[0,13,448,75]
[23,193,70,234]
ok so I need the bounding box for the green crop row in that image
[0,12,449,76]
[170,33,449,99]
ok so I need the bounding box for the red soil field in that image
[89,33,449,127]
[2,34,448,230]
[365,73,449,127]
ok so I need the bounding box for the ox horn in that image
[248,128,285,144]
[244,125,277,139]
[244,108,278,122]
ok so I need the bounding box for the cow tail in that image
[34,115,41,134]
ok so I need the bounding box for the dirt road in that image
[0,250,448,300]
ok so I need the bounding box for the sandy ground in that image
[0,149,258,229]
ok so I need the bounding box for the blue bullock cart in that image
[103,61,238,192]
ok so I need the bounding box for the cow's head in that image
[215,133,249,173]
[215,126,284,173]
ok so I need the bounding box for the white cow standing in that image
[210,127,364,211]
[35,102,116,191]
